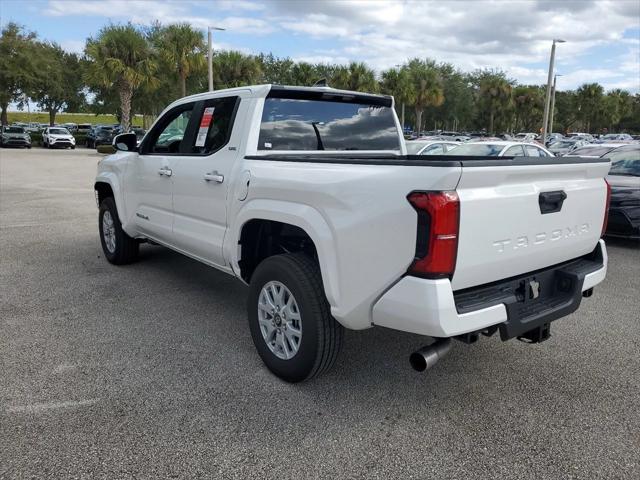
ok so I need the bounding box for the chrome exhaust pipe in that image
[409,338,452,372]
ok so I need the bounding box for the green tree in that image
[405,59,444,136]
[0,23,40,125]
[211,51,262,89]
[474,69,514,134]
[513,85,544,132]
[84,24,158,131]
[290,62,319,86]
[258,53,296,84]
[30,43,84,125]
[381,67,412,130]
[157,23,205,98]
[575,83,604,133]
[330,62,378,92]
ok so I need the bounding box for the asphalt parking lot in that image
[1,147,639,479]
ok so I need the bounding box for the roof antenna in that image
[313,78,329,87]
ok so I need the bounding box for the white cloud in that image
[271,0,640,91]
[40,0,640,91]
[59,39,85,54]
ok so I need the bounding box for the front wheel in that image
[247,253,343,383]
[98,197,139,265]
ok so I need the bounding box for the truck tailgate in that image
[451,159,610,290]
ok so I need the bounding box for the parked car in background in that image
[77,124,92,134]
[1,125,32,148]
[514,132,537,142]
[548,138,588,156]
[444,141,553,157]
[87,125,118,148]
[603,144,640,239]
[42,127,76,149]
[131,127,146,145]
[62,123,78,132]
[26,122,41,133]
[599,133,634,142]
[565,143,628,158]
[405,139,458,155]
[566,132,595,142]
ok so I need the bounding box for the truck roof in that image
[172,84,393,107]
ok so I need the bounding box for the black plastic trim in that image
[453,244,604,341]
[245,154,610,167]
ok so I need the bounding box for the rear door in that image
[451,158,610,290]
[170,93,246,267]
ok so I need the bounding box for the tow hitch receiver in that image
[517,323,551,343]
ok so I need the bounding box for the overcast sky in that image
[2,0,639,92]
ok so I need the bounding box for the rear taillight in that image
[407,191,460,278]
[601,179,611,237]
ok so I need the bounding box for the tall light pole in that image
[549,73,562,138]
[541,38,565,143]
[395,64,405,133]
[208,26,225,92]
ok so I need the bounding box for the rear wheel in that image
[99,197,138,265]
[247,253,343,383]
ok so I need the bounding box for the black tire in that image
[247,253,343,383]
[71,145,75,149]
[98,197,139,265]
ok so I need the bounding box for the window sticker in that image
[195,107,215,147]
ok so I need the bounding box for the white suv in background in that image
[42,127,76,149]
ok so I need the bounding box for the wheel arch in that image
[230,200,341,310]
[94,174,128,230]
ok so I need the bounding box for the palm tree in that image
[290,62,318,86]
[84,24,157,131]
[575,83,604,133]
[211,51,262,89]
[405,59,444,136]
[478,74,513,134]
[381,67,411,130]
[331,62,378,92]
[157,23,205,98]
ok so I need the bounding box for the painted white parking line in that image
[6,399,99,414]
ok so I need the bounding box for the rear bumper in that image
[372,240,607,338]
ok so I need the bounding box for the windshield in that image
[49,128,70,135]
[258,95,400,151]
[605,146,640,176]
[4,126,25,133]
[571,146,614,157]
[444,143,503,156]
[405,142,429,154]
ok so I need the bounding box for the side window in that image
[504,145,525,156]
[144,103,194,154]
[525,145,541,157]
[421,144,445,155]
[536,147,550,157]
[191,96,238,155]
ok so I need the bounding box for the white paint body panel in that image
[96,84,610,338]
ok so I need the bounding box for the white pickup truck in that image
[95,85,610,382]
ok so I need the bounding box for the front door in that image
[126,102,197,243]
[170,95,245,266]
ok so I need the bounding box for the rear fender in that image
[228,199,341,311]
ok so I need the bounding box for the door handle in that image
[158,167,172,177]
[203,171,224,183]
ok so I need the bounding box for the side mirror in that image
[113,132,137,152]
